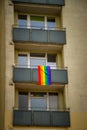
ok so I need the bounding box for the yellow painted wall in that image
[63,0,87,129]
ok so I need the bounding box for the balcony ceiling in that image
[15,83,64,91]
[15,42,63,52]
[14,4,61,15]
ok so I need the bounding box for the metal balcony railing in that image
[13,25,66,44]
[13,107,70,126]
[12,0,65,6]
[13,66,68,84]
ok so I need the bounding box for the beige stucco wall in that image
[0,0,5,130]
[62,0,87,129]
[3,0,87,130]
[63,0,87,112]
[4,0,14,129]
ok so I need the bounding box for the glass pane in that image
[47,17,56,30]
[47,54,56,62]
[47,62,56,69]
[18,92,28,110]
[18,54,28,68]
[30,58,46,68]
[30,93,47,110]
[49,93,58,111]
[18,15,27,28]
[47,54,56,69]
[30,16,44,29]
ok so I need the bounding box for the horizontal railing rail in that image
[13,108,70,126]
[13,65,68,84]
[12,25,66,31]
[12,25,66,44]
[13,107,70,111]
[13,65,68,69]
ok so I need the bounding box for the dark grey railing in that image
[12,0,65,6]
[13,26,66,44]
[13,66,68,84]
[13,109,70,126]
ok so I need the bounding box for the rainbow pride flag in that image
[38,66,51,85]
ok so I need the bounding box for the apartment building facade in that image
[0,0,87,130]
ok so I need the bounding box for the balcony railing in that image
[12,0,65,6]
[13,26,66,45]
[13,109,70,126]
[13,66,68,84]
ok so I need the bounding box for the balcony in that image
[13,67,68,84]
[13,109,70,126]
[13,27,66,45]
[12,0,65,6]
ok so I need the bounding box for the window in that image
[30,92,47,110]
[49,93,58,111]
[17,14,56,30]
[17,53,57,68]
[18,92,58,111]
[18,15,27,28]
[47,54,57,69]
[30,53,46,68]
[18,54,28,68]
[47,17,56,30]
[30,16,44,29]
[18,92,28,110]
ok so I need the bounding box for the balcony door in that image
[30,53,46,68]
[30,92,47,110]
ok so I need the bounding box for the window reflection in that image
[30,16,44,29]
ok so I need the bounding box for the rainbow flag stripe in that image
[38,66,51,85]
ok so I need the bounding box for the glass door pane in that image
[47,17,56,30]
[30,92,47,110]
[18,92,28,110]
[18,54,28,68]
[30,16,44,29]
[18,15,27,28]
[30,58,46,68]
[47,54,57,69]
[49,93,58,111]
